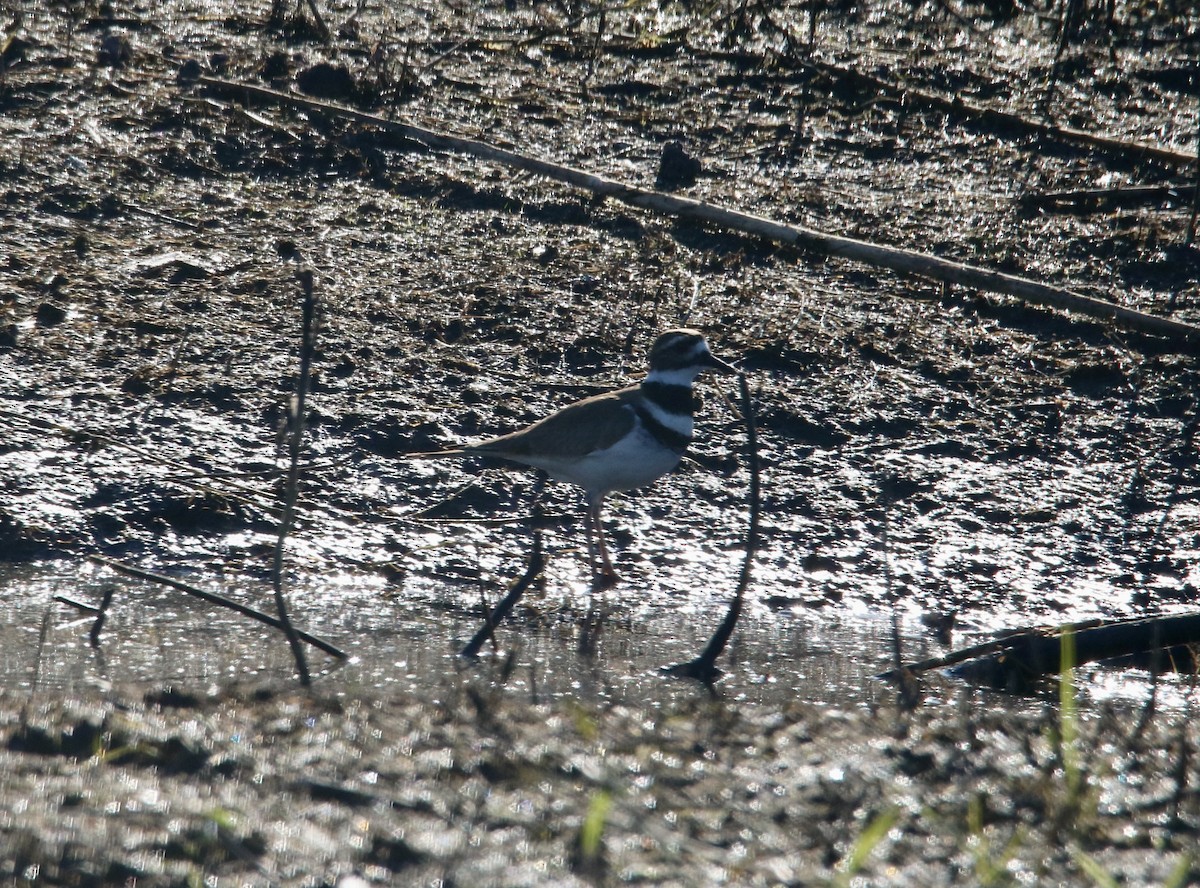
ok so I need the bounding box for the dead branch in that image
[878,612,1200,692]
[573,30,1197,169]
[820,61,1198,169]
[460,523,546,659]
[87,554,347,659]
[664,373,760,685]
[750,16,1198,170]
[196,75,1200,350]
[271,266,318,685]
[1019,183,1198,213]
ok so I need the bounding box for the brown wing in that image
[466,385,640,459]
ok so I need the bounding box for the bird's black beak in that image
[705,352,741,375]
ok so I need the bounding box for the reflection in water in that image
[0,563,1179,713]
[0,563,899,706]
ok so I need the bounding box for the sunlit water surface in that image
[1,562,1189,715]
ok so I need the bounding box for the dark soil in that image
[2,0,1200,884]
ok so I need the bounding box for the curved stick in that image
[87,554,347,660]
[664,373,759,685]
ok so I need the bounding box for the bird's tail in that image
[401,448,470,459]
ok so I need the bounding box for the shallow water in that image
[2,561,1188,716]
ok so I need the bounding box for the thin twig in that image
[87,554,346,659]
[53,595,101,615]
[88,586,115,648]
[460,537,546,658]
[197,75,1200,350]
[664,373,759,685]
[272,267,318,685]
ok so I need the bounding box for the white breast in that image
[536,424,683,498]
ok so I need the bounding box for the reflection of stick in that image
[198,74,1200,348]
[87,554,347,659]
[664,373,759,685]
[273,267,318,685]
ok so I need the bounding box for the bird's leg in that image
[583,499,614,583]
[580,497,616,641]
[583,499,600,574]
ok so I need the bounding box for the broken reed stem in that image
[197,75,1200,350]
[664,372,759,685]
[272,267,318,686]
[88,586,115,648]
[460,535,546,659]
[460,475,548,658]
[86,555,347,659]
[302,0,331,41]
[881,486,919,709]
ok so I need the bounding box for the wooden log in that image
[195,75,1200,350]
[1019,183,1198,213]
[879,613,1200,692]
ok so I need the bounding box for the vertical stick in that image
[460,475,547,658]
[88,586,115,648]
[664,372,759,685]
[272,267,317,685]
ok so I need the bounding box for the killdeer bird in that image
[410,329,737,578]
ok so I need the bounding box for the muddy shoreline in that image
[2,0,1200,884]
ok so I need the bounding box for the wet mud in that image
[2,0,1200,884]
